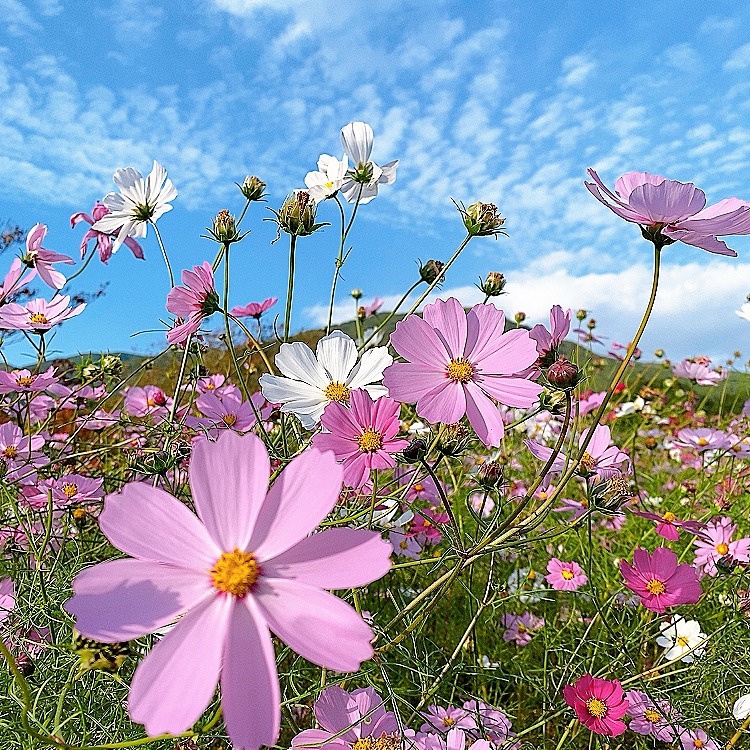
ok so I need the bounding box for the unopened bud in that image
[477,461,504,489]
[357,305,366,321]
[419,259,445,285]
[592,476,633,511]
[212,209,239,243]
[479,271,506,297]
[270,190,326,238]
[576,309,587,321]
[401,437,428,463]
[351,289,363,300]
[514,311,526,324]
[716,554,739,575]
[461,201,506,237]
[239,175,266,202]
[15,653,34,677]
[587,318,596,330]
[438,422,470,456]
[654,349,664,358]
[546,357,579,389]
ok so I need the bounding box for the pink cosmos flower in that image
[411,508,449,545]
[620,547,702,613]
[396,466,444,506]
[290,686,399,750]
[0,578,14,622]
[529,305,571,365]
[0,422,45,482]
[22,223,75,289]
[52,475,104,507]
[630,508,704,542]
[363,297,384,317]
[626,690,680,742]
[573,328,607,346]
[166,262,220,345]
[501,612,544,645]
[123,385,172,419]
[421,705,474,734]
[312,389,408,488]
[585,169,750,256]
[525,424,630,481]
[672,359,727,386]
[0,258,35,304]
[674,427,731,453]
[65,432,391,748]
[0,367,59,394]
[78,409,121,431]
[0,296,85,332]
[461,700,515,745]
[680,728,721,750]
[468,492,495,517]
[389,526,422,559]
[693,517,750,576]
[563,674,628,736]
[383,298,543,447]
[578,390,606,416]
[608,341,642,362]
[189,390,268,437]
[195,374,230,394]
[728,434,750,459]
[71,202,145,264]
[545,558,587,591]
[230,297,278,319]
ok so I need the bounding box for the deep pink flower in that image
[0,367,59,394]
[674,427,731,453]
[166,262,220,345]
[530,305,571,365]
[563,673,628,736]
[620,547,702,613]
[630,508,704,542]
[694,517,750,576]
[0,258,35,304]
[0,296,85,332]
[383,298,543,447]
[501,612,543,645]
[626,690,680,742]
[230,297,278,319]
[586,169,750,256]
[65,432,391,748]
[545,558,587,591]
[22,223,75,289]
[672,359,727,386]
[395,466,443,506]
[313,389,408,489]
[71,202,145,264]
[123,385,172,419]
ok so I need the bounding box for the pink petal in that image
[99,482,220,570]
[475,328,540,375]
[129,593,231,736]
[664,229,738,256]
[250,448,343,561]
[190,432,270,552]
[477,375,542,408]
[628,180,705,224]
[382,362,447,403]
[389,315,451,368]
[417,380,467,424]
[422,298,468,360]
[65,559,212,641]
[613,171,666,199]
[464,382,506,447]
[222,597,280,750]
[254,579,374,672]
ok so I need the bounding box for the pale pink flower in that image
[586,169,750,256]
[189,391,268,437]
[693,517,750,576]
[363,297,384,317]
[501,612,543,645]
[22,223,75,289]
[389,527,422,559]
[545,558,587,591]
[0,422,45,482]
[674,427,731,453]
[65,432,391,748]
[529,305,571,365]
[421,705,474,734]
[52,475,104,507]
[123,385,172,419]
[0,578,14,623]
[626,690,680,742]
[680,729,721,750]
[672,359,727,386]
[0,296,85,332]
[0,258,35,304]
[230,297,277,319]
[383,298,543,447]
[578,391,606,416]
[0,367,59,394]
[71,201,145,263]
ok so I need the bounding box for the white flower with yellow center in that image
[259,330,392,429]
[304,154,349,201]
[655,615,707,662]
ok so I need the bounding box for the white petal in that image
[346,346,392,390]
[273,342,330,388]
[316,331,358,383]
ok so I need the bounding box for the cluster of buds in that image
[478,271,506,297]
[419,259,445,285]
[79,354,123,382]
[238,175,266,203]
[458,201,507,237]
[269,191,327,239]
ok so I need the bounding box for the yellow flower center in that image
[353,739,373,750]
[662,511,676,522]
[697,437,709,446]
[62,483,78,498]
[15,374,35,386]
[222,413,237,426]
[644,709,661,723]
[358,428,383,453]
[586,698,607,718]
[442,717,455,727]
[324,381,351,402]
[561,569,575,580]
[29,312,48,325]
[205,383,216,390]
[716,542,729,555]
[646,578,666,595]
[414,483,423,492]
[210,549,259,596]
[677,636,690,647]
[694,740,705,748]
[517,624,527,634]
[72,507,87,521]
[147,398,156,407]
[446,358,474,383]
[324,181,334,189]
[579,452,596,474]
[3,445,17,459]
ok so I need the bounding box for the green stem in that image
[359,280,420,350]
[283,234,298,343]
[150,221,174,288]
[222,243,250,400]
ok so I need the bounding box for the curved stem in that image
[149,221,174,288]
[326,195,349,335]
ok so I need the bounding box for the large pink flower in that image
[312,389,408,488]
[166,262,220,345]
[65,432,391,749]
[620,547,702,613]
[529,305,571,365]
[563,673,628,736]
[0,296,85,332]
[585,170,750,256]
[693,517,750,576]
[383,298,543,447]
[71,201,145,264]
[23,223,75,289]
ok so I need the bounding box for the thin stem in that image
[283,234,298,342]
[150,221,174,288]
[222,243,250,400]
[359,280,421,351]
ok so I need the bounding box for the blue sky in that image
[2,0,750,363]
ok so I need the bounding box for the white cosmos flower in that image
[655,615,707,662]
[736,302,750,322]
[259,330,392,429]
[339,121,398,205]
[304,154,349,201]
[733,694,750,720]
[91,161,177,253]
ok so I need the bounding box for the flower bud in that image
[716,554,739,575]
[591,476,633,511]
[587,318,596,330]
[538,389,567,415]
[351,288,363,300]
[514,311,526,325]
[477,461,504,490]
[357,305,366,321]
[460,201,506,237]
[401,437,428,463]
[479,271,506,297]
[15,653,34,677]
[239,175,266,202]
[546,357,579,389]
[212,209,239,244]
[437,422,470,457]
[270,190,327,238]
[419,259,445,284]
[654,348,664,358]
[575,309,587,321]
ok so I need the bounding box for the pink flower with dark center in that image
[383,298,543,447]
[123,385,172,419]
[0,367,59,394]
[694,517,750,576]
[620,547,702,613]
[529,305,571,365]
[420,705,474,734]
[501,612,544,645]
[230,297,278,319]
[65,432,391,748]
[52,475,104,507]
[630,508,704,542]
[71,202,145,264]
[22,223,75,290]
[312,390,408,489]
[0,296,85,332]
[166,262,220,345]
[626,690,680,742]
[672,359,727,386]
[585,169,750,256]
[563,673,628,736]
[545,558,587,591]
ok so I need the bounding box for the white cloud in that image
[663,43,701,73]
[0,0,39,34]
[724,43,750,71]
[559,54,596,87]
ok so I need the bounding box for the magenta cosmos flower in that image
[545,558,587,591]
[383,298,543,447]
[166,262,220,345]
[630,508,704,542]
[312,389,409,488]
[563,674,628,736]
[71,201,145,263]
[586,169,750,256]
[230,297,277,319]
[0,296,85,332]
[65,432,391,749]
[530,305,571,365]
[22,223,75,289]
[620,547,702,613]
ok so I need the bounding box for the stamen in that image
[646,578,666,595]
[210,549,259,597]
[358,428,383,453]
[446,358,474,383]
[324,381,350,403]
[586,698,607,718]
